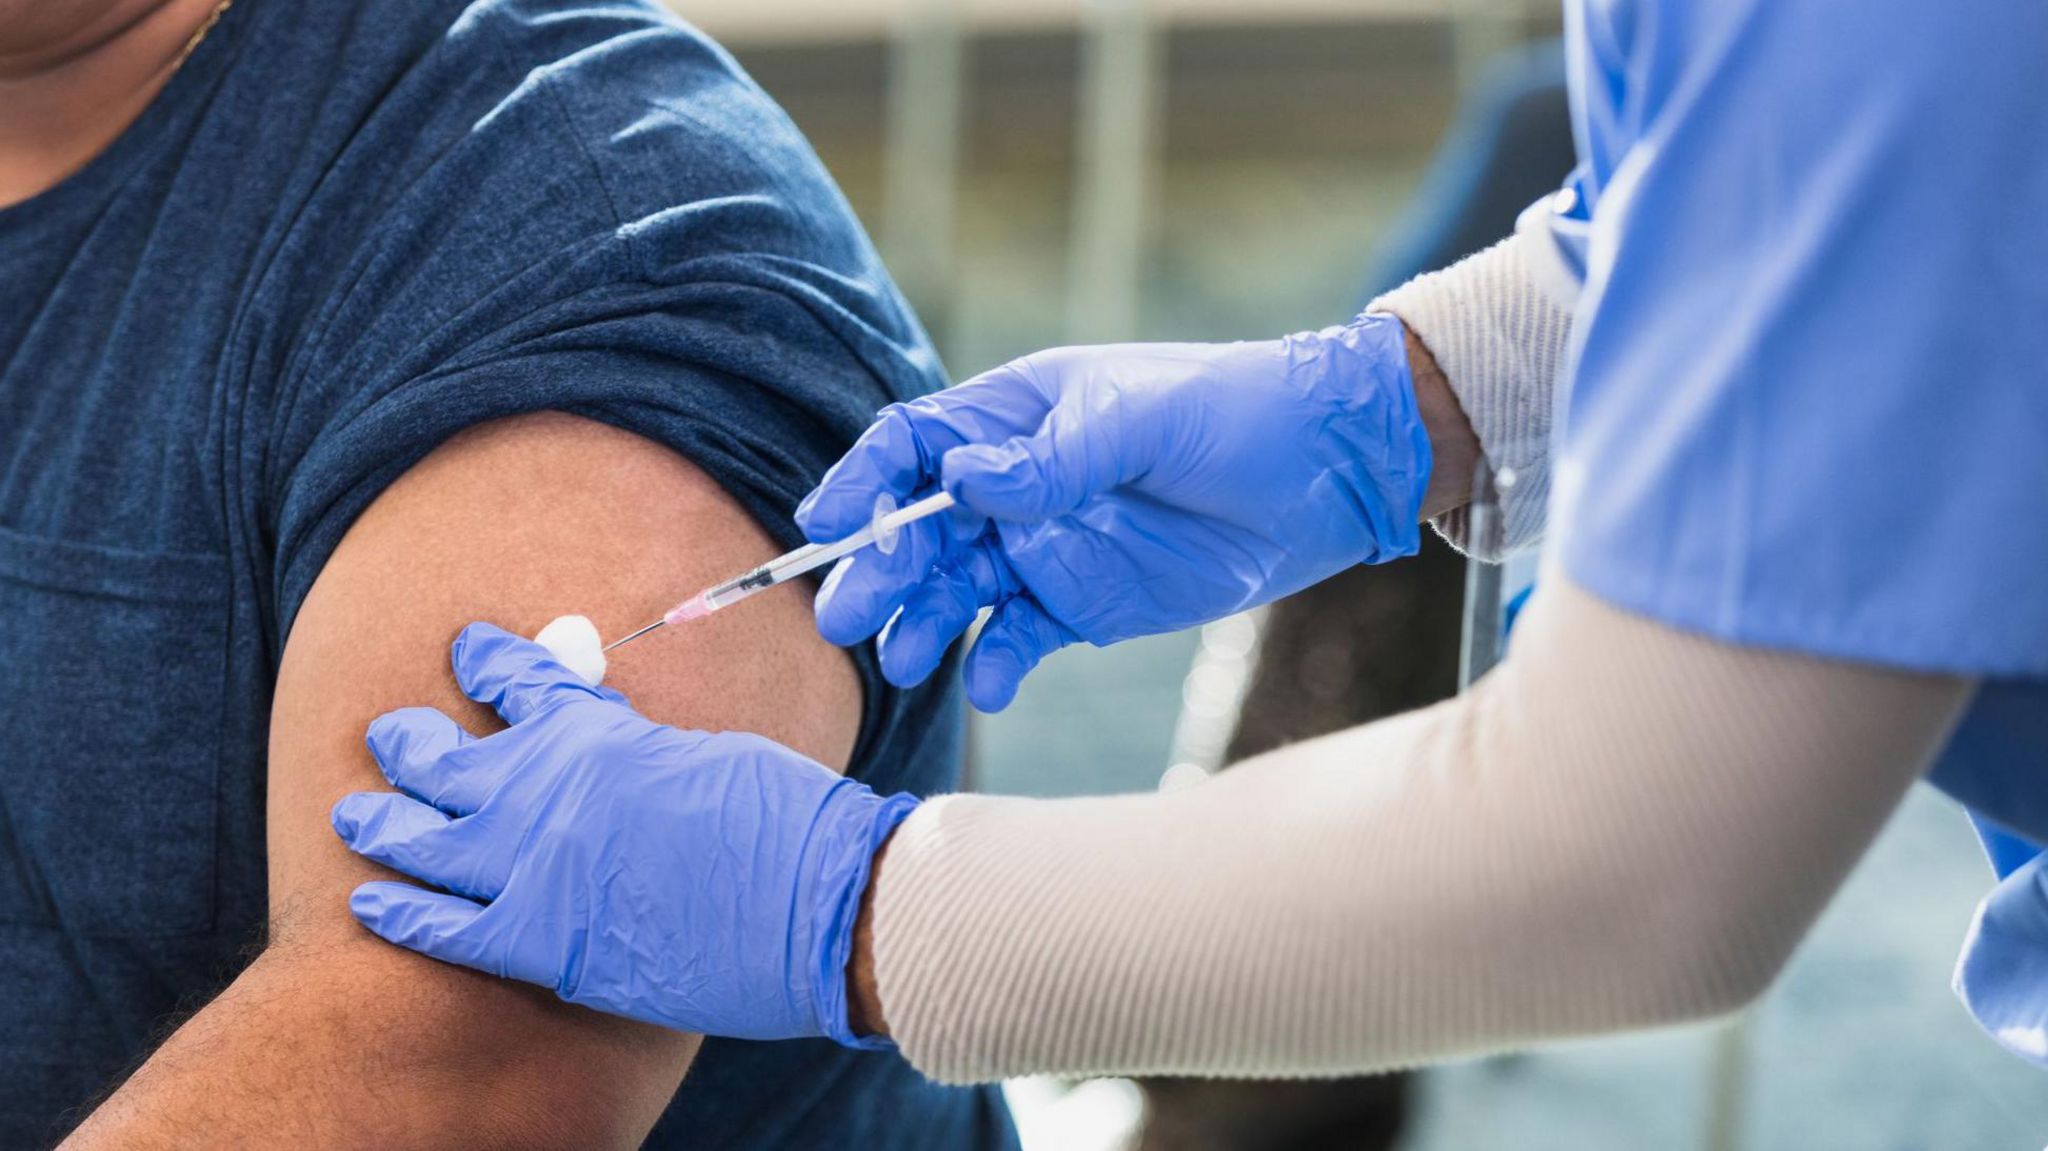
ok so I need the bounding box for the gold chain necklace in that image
[168,0,236,75]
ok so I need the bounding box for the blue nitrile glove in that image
[330,623,916,1047]
[795,313,1430,711]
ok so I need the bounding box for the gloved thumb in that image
[942,425,1105,523]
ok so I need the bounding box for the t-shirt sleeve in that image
[1555,2,2048,678]
[269,275,898,622]
[260,6,944,773]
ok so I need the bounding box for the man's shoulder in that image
[299,0,847,267]
[254,0,934,415]
[452,0,854,251]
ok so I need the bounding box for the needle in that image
[603,618,668,654]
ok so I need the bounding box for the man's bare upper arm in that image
[266,411,864,1138]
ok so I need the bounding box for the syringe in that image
[603,491,958,653]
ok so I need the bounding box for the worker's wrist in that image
[817,784,912,1049]
[1399,320,1481,521]
[845,828,893,1041]
[1369,234,1575,558]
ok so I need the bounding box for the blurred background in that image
[678,2,2048,1147]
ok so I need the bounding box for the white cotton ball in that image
[535,615,607,686]
[1157,762,1211,794]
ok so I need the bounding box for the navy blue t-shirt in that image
[0,1,1010,1145]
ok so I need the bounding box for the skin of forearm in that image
[64,933,692,1150]
[1404,324,1480,521]
[848,837,893,1039]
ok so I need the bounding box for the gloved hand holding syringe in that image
[602,491,959,653]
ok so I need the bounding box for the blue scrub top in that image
[1536,0,2048,1068]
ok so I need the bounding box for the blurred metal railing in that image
[881,0,965,338]
[1457,462,1507,691]
[682,0,1550,45]
[1066,0,1156,343]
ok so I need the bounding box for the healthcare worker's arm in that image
[854,577,1971,1080]
[333,570,1971,1077]
[61,414,863,1148]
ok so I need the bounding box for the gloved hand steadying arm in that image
[796,313,1431,711]
[330,623,915,1047]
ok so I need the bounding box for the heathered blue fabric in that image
[0,1,1010,1145]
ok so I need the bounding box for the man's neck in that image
[0,0,225,209]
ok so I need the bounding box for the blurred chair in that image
[1134,40,1573,1151]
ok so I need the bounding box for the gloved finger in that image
[878,581,978,688]
[800,368,1060,542]
[940,398,1111,523]
[875,540,1016,687]
[349,881,498,974]
[365,707,502,815]
[963,594,1078,712]
[874,591,967,691]
[797,405,939,543]
[814,554,904,648]
[332,791,506,901]
[813,515,958,648]
[451,622,611,727]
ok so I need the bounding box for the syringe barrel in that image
[656,490,959,630]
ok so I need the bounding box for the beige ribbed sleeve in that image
[1369,232,1576,558]
[872,579,1972,1084]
